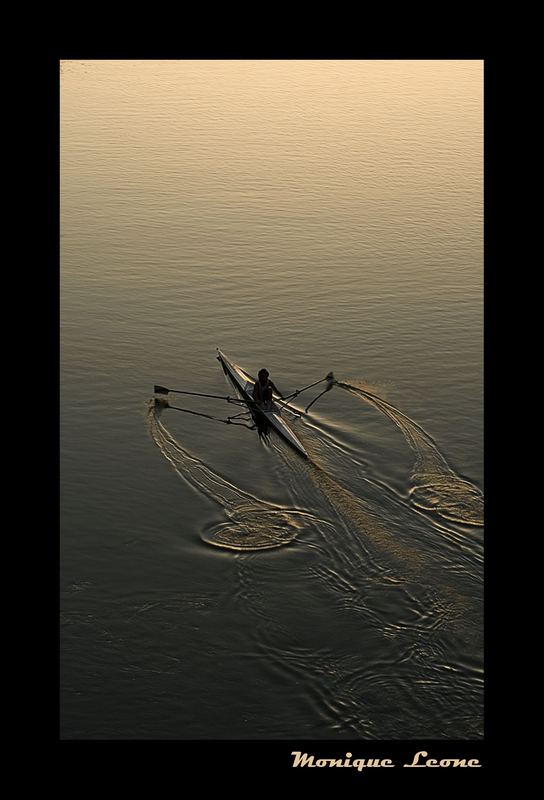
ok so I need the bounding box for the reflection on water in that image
[147,386,483,739]
[61,60,482,739]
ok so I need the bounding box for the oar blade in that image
[154,385,170,395]
[154,396,170,409]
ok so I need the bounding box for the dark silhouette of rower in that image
[252,368,282,411]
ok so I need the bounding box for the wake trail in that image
[336,381,483,527]
[146,399,323,551]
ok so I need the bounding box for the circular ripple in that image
[201,505,312,551]
[410,479,484,526]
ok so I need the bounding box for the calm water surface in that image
[60,60,483,739]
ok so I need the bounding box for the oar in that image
[304,374,336,413]
[283,374,335,400]
[159,400,255,429]
[275,372,335,414]
[154,385,250,406]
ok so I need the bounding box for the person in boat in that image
[253,368,282,411]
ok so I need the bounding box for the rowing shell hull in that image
[216,349,308,458]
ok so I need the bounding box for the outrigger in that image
[154,349,335,458]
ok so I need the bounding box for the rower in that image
[253,368,282,411]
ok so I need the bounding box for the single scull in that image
[216,349,308,458]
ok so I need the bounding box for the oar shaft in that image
[290,376,329,396]
[163,404,255,429]
[276,373,334,412]
[154,386,251,405]
[164,388,228,400]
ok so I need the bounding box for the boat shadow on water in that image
[250,406,272,445]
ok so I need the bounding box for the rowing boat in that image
[216,349,309,458]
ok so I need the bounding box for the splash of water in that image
[147,399,319,551]
[336,381,483,527]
